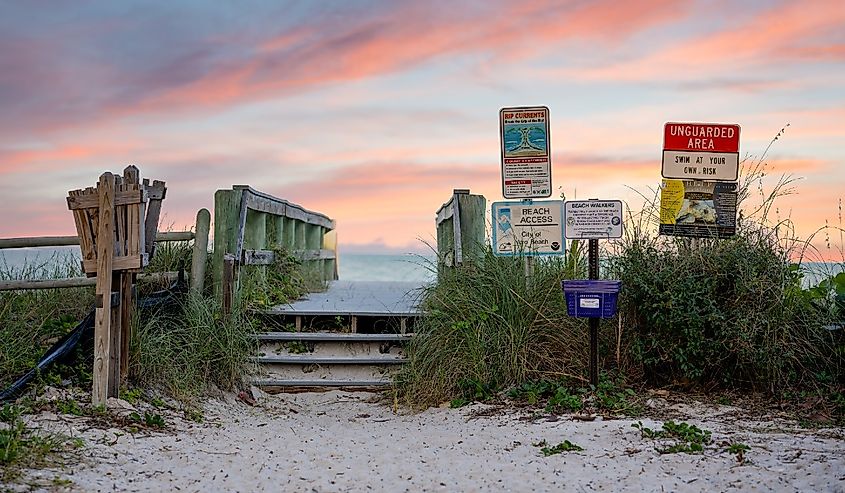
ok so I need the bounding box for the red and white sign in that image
[662,122,740,181]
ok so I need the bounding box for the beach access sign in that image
[662,122,740,181]
[492,200,565,256]
[659,179,737,238]
[564,200,623,239]
[500,106,551,199]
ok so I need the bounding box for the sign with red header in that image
[664,123,740,152]
[662,122,740,181]
[500,106,552,199]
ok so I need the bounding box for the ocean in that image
[0,246,436,283]
[0,246,839,287]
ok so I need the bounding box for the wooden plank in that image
[92,172,115,406]
[190,208,211,294]
[0,271,179,291]
[156,231,195,242]
[119,272,133,383]
[457,192,487,265]
[234,188,250,262]
[233,185,335,229]
[295,249,336,261]
[222,254,235,316]
[83,254,146,273]
[0,236,80,249]
[0,232,193,249]
[451,190,463,265]
[244,248,336,265]
[109,272,121,397]
[67,189,147,210]
[144,180,166,258]
[124,166,140,260]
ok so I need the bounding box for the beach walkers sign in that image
[500,106,551,199]
[662,122,740,181]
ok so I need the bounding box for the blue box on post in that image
[561,280,622,318]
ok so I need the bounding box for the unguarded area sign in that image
[662,122,740,181]
[492,200,564,256]
[500,106,551,199]
[659,179,737,238]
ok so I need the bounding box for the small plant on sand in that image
[0,404,82,482]
[633,420,712,454]
[534,439,583,456]
[724,442,751,463]
[55,399,84,417]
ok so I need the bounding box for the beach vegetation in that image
[534,439,583,455]
[0,404,82,482]
[400,129,843,423]
[633,420,712,454]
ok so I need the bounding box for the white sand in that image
[19,391,845,492]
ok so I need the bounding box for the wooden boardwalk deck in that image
[263,280,426,317]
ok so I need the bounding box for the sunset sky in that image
[1,0,843,255]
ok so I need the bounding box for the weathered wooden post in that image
[190,208,211,294]
[67,165,165,405]
[436,189,486,271]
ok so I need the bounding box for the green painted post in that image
[244,209,267,283]
[213,188,243,296]
[283,217,296,250]
[457,193,487,265]
[295,221,306,251]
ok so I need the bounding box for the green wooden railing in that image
[213,186,337,306]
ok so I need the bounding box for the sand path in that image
[21,391,845,492]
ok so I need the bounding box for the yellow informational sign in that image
[659,179,737,238]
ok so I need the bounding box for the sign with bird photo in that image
[500,106,551,199]
[659,179,737,238]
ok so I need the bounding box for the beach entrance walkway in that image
[249,280,426,390]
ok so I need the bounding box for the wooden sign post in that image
[67,165,165,406]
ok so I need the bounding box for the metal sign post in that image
[561,198,624,388]
[588,238,599,387]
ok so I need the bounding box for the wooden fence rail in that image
[212,185,338,307]
[0,210,210,293]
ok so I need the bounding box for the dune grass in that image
[399,129,843,417]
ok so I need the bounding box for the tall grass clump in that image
[130,293,257,400]
[0,252,94,389]
[397,246,587,407]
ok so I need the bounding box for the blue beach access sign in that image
[492,200,565,257]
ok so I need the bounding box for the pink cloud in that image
[571,0,845,82]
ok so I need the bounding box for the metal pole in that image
[588,238,599,388]
[524,255,534,289]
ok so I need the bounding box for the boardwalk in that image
[263,280,426,317]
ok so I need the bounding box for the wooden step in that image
[249,378,393,388]
[253,355,407,365]
[255,332,414,342]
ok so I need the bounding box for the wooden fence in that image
[212,185,337,307]
[436,189,486,268]
[0,216,210,292]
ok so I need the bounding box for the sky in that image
[1,0,844,257]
